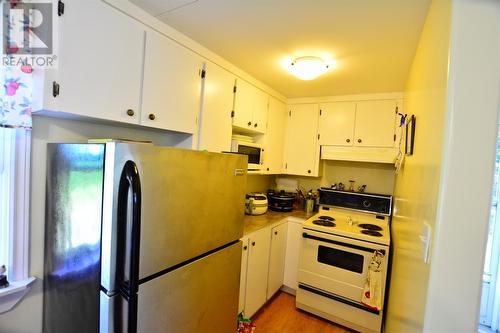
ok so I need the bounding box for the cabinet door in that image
[284,104,320,177]
[238,237,249,314]
[245,228,271,317]
[251,89,268,134]
[55,0,144,123]
[197,62,235,152]
[264,98,287,174]
[141,31,203,133]
[267,223,288,299]
[354,100,397,147]
[319,102,356,146]
[233,79,254,130]
[283,220,303,291]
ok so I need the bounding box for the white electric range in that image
[297,188,392,333]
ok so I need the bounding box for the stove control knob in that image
[363,200,372,208]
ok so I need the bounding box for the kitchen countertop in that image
[243,209,315,235]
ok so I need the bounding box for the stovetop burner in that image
[358,224,383,231]
[361,230,383,237]
[312,220,336,227]
[318,216,335,222]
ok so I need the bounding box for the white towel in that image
[361,250,385,311]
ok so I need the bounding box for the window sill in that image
[0,277,36,314]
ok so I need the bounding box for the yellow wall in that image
[279,160,396,195]
[245,175,274,194]
[385,0,452,332]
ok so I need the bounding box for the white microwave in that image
[231,140,264,171]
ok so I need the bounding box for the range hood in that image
[321,145,399,165]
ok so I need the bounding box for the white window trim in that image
[0,128,35,314]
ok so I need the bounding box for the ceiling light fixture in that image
[288,56,330,81]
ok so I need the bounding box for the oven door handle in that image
[302,232,386,255]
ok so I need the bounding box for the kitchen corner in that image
[243,210,313,236]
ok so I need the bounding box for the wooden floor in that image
[252,292,355,333]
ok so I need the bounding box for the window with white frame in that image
[0,64,35,310]
[0,128,31,283]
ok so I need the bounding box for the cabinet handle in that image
[126,109,135,117]
[346,139,350,143]
[248,121,252,126]
[149,114,156,121]
[254,123,258,128]
[308,170,311,174]
[251,241,256,246]
[274,231,278,235]
[267,168,270,171]
[358,139,362,143]
[243,246,248,251]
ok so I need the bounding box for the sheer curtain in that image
[490,210,500,331]
[0,65,33,281]
[481,128,500,332]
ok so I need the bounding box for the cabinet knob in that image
[308,170,311,174]
[274,231,278,235]
[248,121,252,126]
[346,139,351,143]
[251,241,256,246]
[254,123,258,128]
[243,246,248,251]
[126,109,135,117]
[149,114,156,121]
[267,168,270,171]
[358,139,362,143]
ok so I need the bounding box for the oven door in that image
[298,228,389,303]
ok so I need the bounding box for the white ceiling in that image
[130,0,431,98]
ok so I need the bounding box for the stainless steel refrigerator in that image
[42,143,247,333]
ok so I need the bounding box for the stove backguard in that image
[319,188,392,216]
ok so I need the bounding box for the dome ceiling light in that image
[288,56,331,81]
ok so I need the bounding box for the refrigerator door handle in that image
[116,160,142,333]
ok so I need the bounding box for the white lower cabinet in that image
[267,223,288,299]
[241,227,271,317]
[239,219,302,318]
[283,219,303,291]
[238,238,250,314]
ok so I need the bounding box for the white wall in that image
[0,115,190,333]
[424,0,500,331]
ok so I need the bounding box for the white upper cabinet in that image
[197,62,236,152]
[319,102,356,146]
[284,104,320,177]
[319,100,398,148]
[233,79,268,134]
[264,97,287,174]
[36,0,145,124]
[141,31,203,133]
[354,100,398,147]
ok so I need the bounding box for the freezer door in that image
[43,144,105,333]
[136,242,242,333]
[108,144,247,280]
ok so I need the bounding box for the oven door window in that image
[317,245,364,273]
[238,145,261,164]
